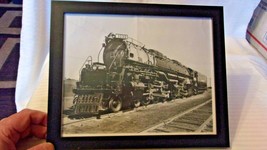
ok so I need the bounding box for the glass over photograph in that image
[61,14,216,137]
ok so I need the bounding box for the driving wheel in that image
[109,97,122,112]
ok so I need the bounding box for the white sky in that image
[63,14,213,80]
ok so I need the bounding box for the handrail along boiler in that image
[72,33,207,115]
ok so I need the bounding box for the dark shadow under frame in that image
[48,1,229,149]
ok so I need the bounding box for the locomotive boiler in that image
[72,33,207,115]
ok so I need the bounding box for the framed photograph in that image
[48,1,229,149]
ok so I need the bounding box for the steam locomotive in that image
[71,33,207,115]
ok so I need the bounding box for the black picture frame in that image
[48,1,229,149]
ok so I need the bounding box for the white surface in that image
[226,38,267,149]
[15,0,51,111]
[17,0,267,149]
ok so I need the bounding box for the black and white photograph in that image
[48,1,229,148]
[61,14,216,137]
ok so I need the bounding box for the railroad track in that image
[63,102,155,126]
[140,99,213,133]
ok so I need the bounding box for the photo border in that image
[48,1,229,149]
